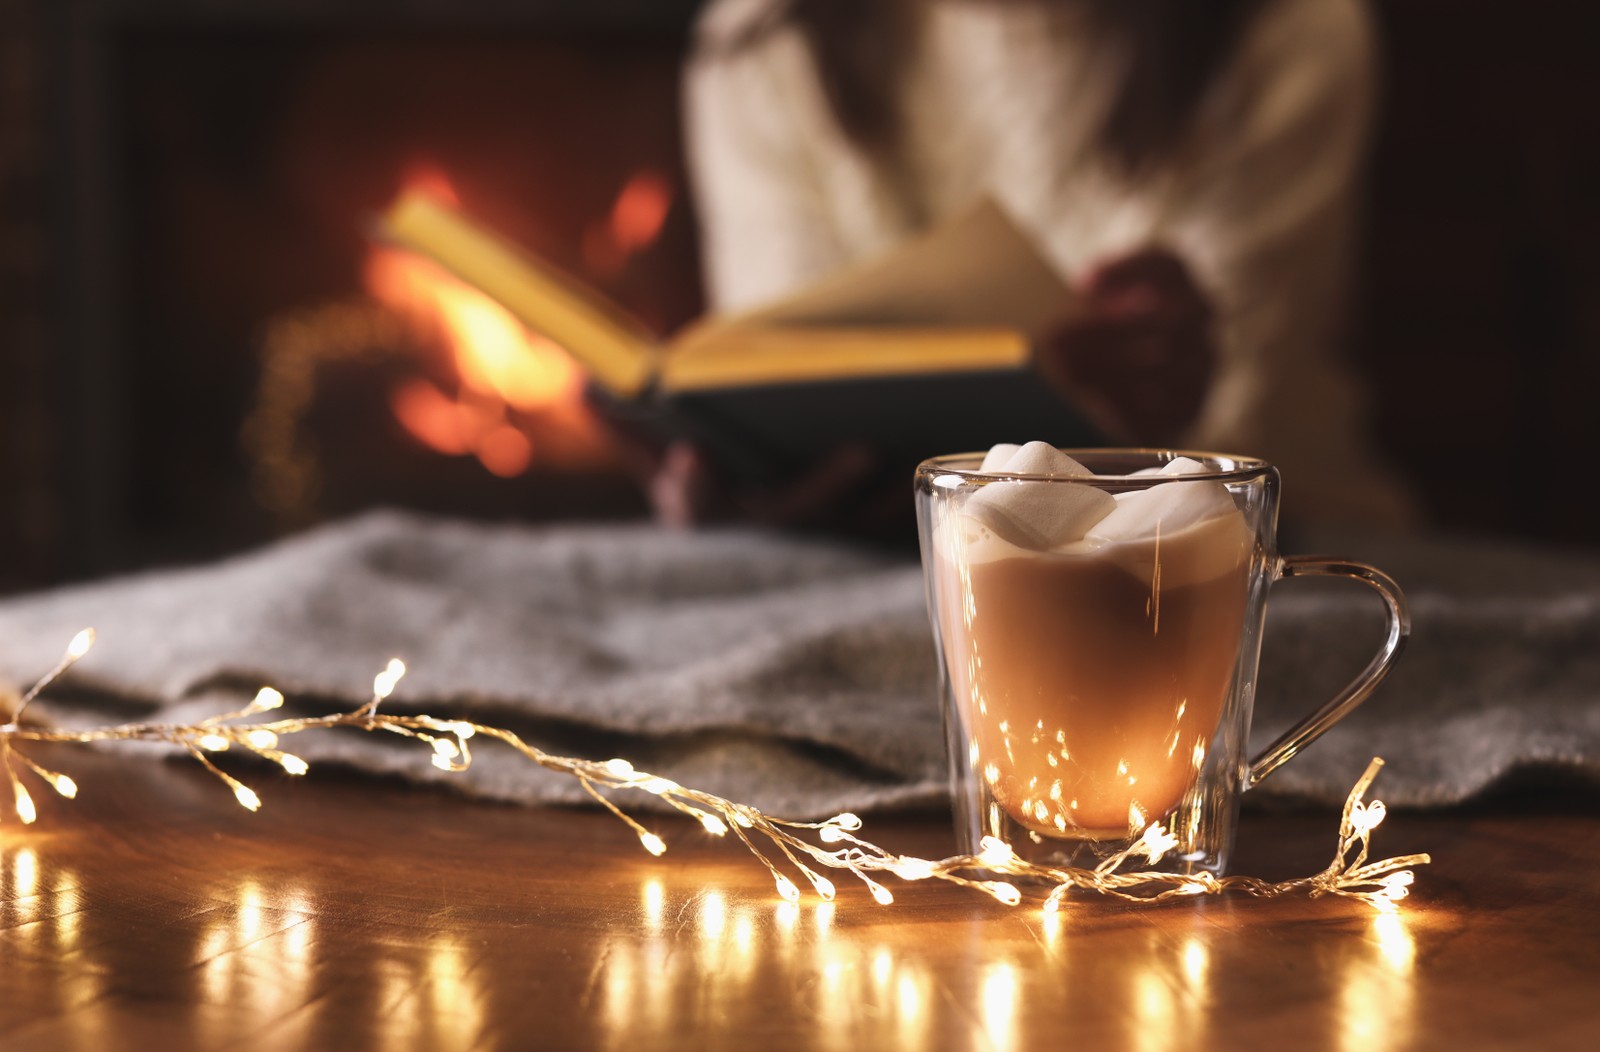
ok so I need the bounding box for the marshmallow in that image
[979,443,1021,471]
[1088,457,1236,542]
[1156,456,1209,475]
[994,441,1088,477]
[963,442,1116,549]
[1130,457,1207,478]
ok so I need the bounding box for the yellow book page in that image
[715,198,1074,336]
[658,327,1031,392]
[376,192,658,398]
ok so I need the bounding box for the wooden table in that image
[4,745,1599,1051]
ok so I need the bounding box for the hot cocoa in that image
[932,446,1254,837]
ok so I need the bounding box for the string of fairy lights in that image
[1,630,1428,911]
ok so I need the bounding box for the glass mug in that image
[915,449,1409,876]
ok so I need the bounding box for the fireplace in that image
[37,0,705,585]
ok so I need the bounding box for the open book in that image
[375,191,1097,480]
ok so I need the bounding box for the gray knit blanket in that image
[1,511,1596,817]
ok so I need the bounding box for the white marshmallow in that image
[1088,458,1236,542]
[963,442,1115,549]
[979,443,1021,471]
[993,441,1088,477]
[1127,457,1208,478]
[1157,456,1209,475]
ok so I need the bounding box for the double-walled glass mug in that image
[915,449,1409,876]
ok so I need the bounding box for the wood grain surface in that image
[3,745,1598,1051]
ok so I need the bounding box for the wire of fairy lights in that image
[1,630,1428,912]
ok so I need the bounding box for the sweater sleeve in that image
[683,9,847,313]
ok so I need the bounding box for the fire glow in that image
[366,168,671,477]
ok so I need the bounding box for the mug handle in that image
[1245,557,1411,789]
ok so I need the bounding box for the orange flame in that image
[367,172,614,476]
[398,162,460,208]
[610,170,672,253]
[583,169,675,278]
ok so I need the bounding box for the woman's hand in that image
[1037,248,1217,447]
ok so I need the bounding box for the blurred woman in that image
[671,0,1415,529]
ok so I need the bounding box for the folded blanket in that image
[1,511,1596,817]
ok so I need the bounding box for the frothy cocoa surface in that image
[936,510,1254,836]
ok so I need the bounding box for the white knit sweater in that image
[684,0,1415,526]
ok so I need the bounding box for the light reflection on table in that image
[0,746,1591,1051]
[1339,912,1417,1052]
[0,847,1431,1052]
